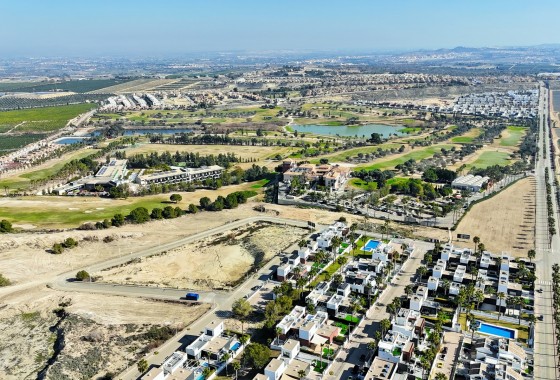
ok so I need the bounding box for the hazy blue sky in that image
[1,0,558,57]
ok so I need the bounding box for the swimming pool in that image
[362,239,380,251]
[478,322,516,339]
[231,342,241,351]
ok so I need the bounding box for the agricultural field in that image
[0,134,45,153]
[0,148,94,190]
[0,103,97,133]
[0,79,131,93]
[455,177,535,256]
[88,79,177,94]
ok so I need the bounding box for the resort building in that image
[135,165,224,186]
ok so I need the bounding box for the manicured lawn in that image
[468,151,512,169]
[309,143,400,164]
[359,144,455,170]
[250,179,270,189]
[499,126,527,147]
[344,315,360,323]
[323,347,335,357]
[313,360,328,373]
[334,322,349,335]
[451,136,474,143]
[348,178,377,190]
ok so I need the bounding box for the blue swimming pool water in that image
[231,342,241,351]
[363,240,380,251]
[478,322,515,339]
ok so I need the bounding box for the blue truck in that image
[185,292,200,301]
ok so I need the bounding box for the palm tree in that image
[435,372,448,380]
[297,369,306,379]
[239,334,249,347]
[404,285,414,298]
[331,236,342,255]
[367,339,378,354]
[337,256,348,273]
[527,249,536,263]
[442,279,450,295]
[514,296,525,325]
[232,361,241,380]
[298,239,307,249]
[473,236,480,255]
[221,352,230,375]
[417,266,428,280]
[474,290,485,310]
[380,318,392,335]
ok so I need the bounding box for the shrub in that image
[0,219,13,233]
[0,273,11,287]
[62,237,78,249]
[76,270,90,281]
[52,243,64,254]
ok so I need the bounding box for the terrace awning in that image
[310,335,328,345]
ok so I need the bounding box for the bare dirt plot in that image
[97,223,308,290]
[454,177,536,256]
[0,289,209,380]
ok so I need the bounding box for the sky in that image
[1,0,559,57]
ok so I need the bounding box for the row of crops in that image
[0,94,108,111]
[0,79,131,94]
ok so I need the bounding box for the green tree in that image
[200,196,211,209]
[170,193,182,203]
[76,270,90,281]
[111,213,125,227]
[151,208,163,219]
[162,206,177,219]
[232,298,252,334]
[127,207,150,224]
[137,358,148,374]
[435,372,448,380]
[243,343,270,370]
[188,203,198,213]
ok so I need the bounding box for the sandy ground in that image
[0,288,210,380]
[454,177,535,257]
[97,224,308,290]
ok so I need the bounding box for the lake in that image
[54,137,91,145]
[291,124,405,138]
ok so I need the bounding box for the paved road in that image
[325,240,432,379]
[533,83,559,380]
